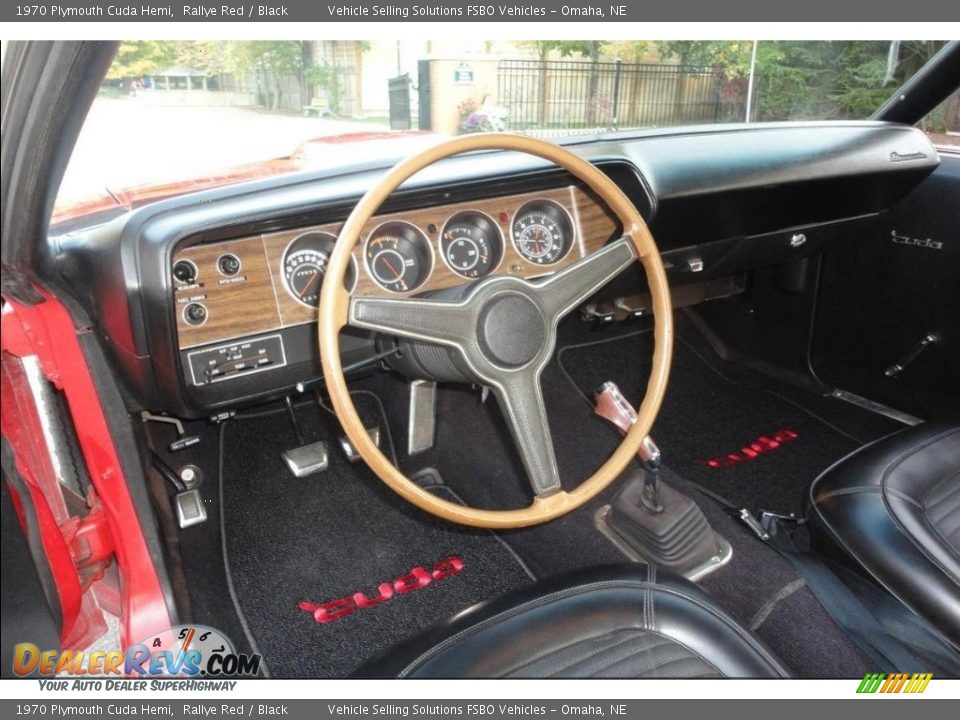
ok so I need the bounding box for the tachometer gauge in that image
[440,211,503,279]
[511,200,575,266]
[364,222,433,293]
[282,231,355,308]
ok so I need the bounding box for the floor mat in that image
[386,375,877,677]
[343,320,884,677]
[558,330,861,515]
[219,396,534,678]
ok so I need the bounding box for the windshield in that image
[54,40,950,226]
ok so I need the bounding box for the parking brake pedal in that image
[593,381,731,580]
[280,396,329,478]
[174,489,207,529]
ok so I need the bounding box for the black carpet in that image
[391,372,877,677]
[218,396,533,678]
[557,330,862,515]
[360,318,881,678]
[193,314,897,679]
[682,476,875,678]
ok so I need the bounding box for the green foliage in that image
[173,41,228,75]
[658,41,753,74]
[604,42,651,63]
[304,63,344,114]
[105,41,232,81]
[519,41,610,61]
[106,41,176,79]
[223,41,305,78]
[221,41,308,110]
[659,40,947,120]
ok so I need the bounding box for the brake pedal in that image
[339,427,381,463]
[282,441,330,478]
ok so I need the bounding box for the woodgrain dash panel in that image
[174,184,619,350]
[173,236,282,349]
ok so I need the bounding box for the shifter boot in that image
[603,470,732,580]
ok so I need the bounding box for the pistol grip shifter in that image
[592,380,731,579]
[594,381,663,513]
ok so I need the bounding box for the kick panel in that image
[811,153,960,419]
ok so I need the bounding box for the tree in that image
[604,41,651,64]
[658,40,947,122]
[658,41,753,75]
[304,63,344,115]
[174,41,228,76]
[105,41,177,91]
[516,41,612,127]
[224,41,306,110]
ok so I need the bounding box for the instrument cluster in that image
[170,185,613,354]
[278,198,577,301]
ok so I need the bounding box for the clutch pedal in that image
[279,395,330,477]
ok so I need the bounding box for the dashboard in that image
[171,185,616,353]
[52,122,939,417]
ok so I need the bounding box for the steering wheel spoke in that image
[536,237,637,319]
[350,295,473,349]
[492,371,563,498]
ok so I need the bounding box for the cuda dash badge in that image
[891,230,943,250]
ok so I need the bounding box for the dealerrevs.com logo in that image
[13,625,261,678]
[857,672,933,694]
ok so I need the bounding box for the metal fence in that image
[498,60,741,133]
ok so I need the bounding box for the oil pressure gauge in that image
[440,211,504,279]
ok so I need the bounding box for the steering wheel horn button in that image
[477,292,547,368]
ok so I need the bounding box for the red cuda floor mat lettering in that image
[696,429,799,469]
[299,556,465,624]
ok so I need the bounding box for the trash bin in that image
[388,74,412,130]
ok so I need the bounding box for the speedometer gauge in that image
[282,231,356,308]
[440,211,503,279]
[511,200,575,266]
[364,222,433,293]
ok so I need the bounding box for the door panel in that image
[811,152,960,419]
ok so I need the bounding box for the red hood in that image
[51,130,441,229]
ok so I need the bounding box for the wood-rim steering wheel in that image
[318,133,672,529]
